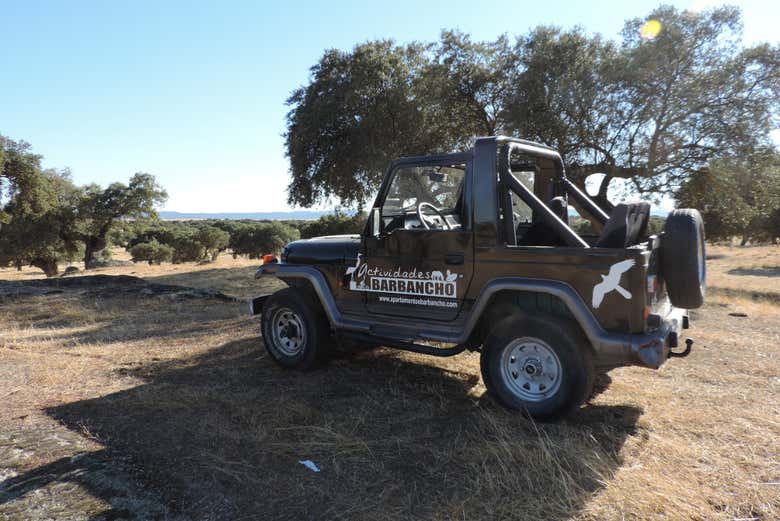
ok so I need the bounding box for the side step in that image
[341,332,467,357]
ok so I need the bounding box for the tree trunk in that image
[740,235,749,246]
[83,236,107,268]
[31,257,59,277]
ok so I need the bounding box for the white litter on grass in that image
[298,460,320,473]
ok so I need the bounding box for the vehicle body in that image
[250,136,705,419]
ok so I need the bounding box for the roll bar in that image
[563,178,609,225]
[498,144,590,248]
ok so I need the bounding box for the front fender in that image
[251,263,370,333]
[248,295,270,315]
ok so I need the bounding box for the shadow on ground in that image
[0,275,245,347]
[0,278,642,520]
[143,266,282,300]
[0,449,173,521]
[7,340,640,520]
[727,266,780,277]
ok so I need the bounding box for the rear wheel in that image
[661,209,706,309]
[261,288,330,370]
[480,314,594,421]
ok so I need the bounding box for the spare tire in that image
[660,209,706,309]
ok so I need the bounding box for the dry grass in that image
[706,243,780,303]
[0,245,778,520]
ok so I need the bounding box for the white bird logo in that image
[592,259,635,308]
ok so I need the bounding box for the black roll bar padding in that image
[563,178,610,226]
[500,145,590,248]
[498,146,518,245]
[499,186,516,245]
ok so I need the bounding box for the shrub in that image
[195,225,230,261]
[299,212,366,239]
[125,223,178,250]
[569,214,665,237]
[124,222,230,263]
[168,231,204,263]
[130,240,173,265]
[647,215,666,236]
[569,216,596,235]
[124,219,301,261]
[230,222,300,259]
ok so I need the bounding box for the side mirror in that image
[370,207,381,236]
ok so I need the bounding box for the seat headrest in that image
[595,202,651,248]
[548,196,568,223]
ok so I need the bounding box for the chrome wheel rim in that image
[270,307,306,356]
[500,337,562,402]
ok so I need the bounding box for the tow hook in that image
[669,338,693,358]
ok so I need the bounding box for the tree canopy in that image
[284,41,462,208]
[677,149,780,243]
[74,173,168,266]
[0,135,169,276]
[285,5,779,210]
[0,136,81,275]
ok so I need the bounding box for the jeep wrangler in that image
[250,136,705,420]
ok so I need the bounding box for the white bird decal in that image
[592,259,635,308]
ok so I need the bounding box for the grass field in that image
[0,245,778,520]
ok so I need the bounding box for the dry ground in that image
[0,246,778,520]
[706,244,780,303]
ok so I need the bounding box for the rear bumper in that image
[630,306,687,368]
[594,306,688,369]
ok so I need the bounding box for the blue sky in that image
[2,0,778,212]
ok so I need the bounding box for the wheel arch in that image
[467,289,591,353]
[252,264,341,325]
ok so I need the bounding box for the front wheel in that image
[261,288,330,370]
[480,314,594,421]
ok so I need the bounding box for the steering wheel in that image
[417,202,452,230]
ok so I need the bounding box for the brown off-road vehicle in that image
[250,136,705,420]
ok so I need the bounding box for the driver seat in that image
[517,196,568,246]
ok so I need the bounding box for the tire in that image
[261,287,331,370]
[480,314,594,421]
[661,209,706,309]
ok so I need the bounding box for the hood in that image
[282,235,360,265]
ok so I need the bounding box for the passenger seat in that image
[517,197,569,246]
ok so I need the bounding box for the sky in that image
[2,0,778,213]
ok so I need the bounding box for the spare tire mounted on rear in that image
[660,209,706,309]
